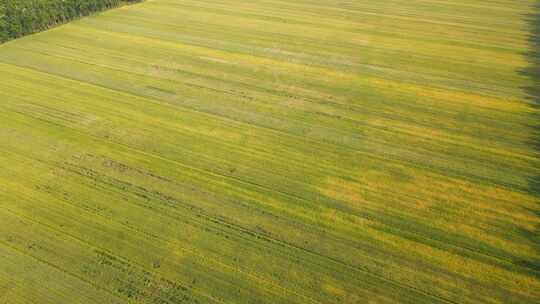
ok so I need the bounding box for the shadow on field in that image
[518,1,540,275]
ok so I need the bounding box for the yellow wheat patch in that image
[320,169,433,211]
[367,117,447,142]
[367,77,530,113]
[437,178,538,224]
[322,283,346,296]
[318,176,370,207]
[182,125,242,142]
[438,220,536,256]
[371,230,540,298]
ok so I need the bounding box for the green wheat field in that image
[1,0,539,303]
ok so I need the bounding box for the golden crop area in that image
[0,0,539,303]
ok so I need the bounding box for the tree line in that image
[0,0,141,43]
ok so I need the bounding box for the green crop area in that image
[0,0,539,303]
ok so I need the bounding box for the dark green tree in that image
[0,0,141,43]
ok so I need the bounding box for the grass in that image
[0,0,539,303]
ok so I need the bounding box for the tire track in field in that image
[0,102,531,283]
[1,102,530,275]
[0,203,227,304]
[0,157,325,304]
[32,38,530,139]
[2,73,528,221]
[0,149,412,303]
[0,240,126,304]
[0,61,530,196]
[0,141,457,303]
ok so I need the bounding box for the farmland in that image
[0,0,539,303]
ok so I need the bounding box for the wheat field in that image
[0,0,539,303]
